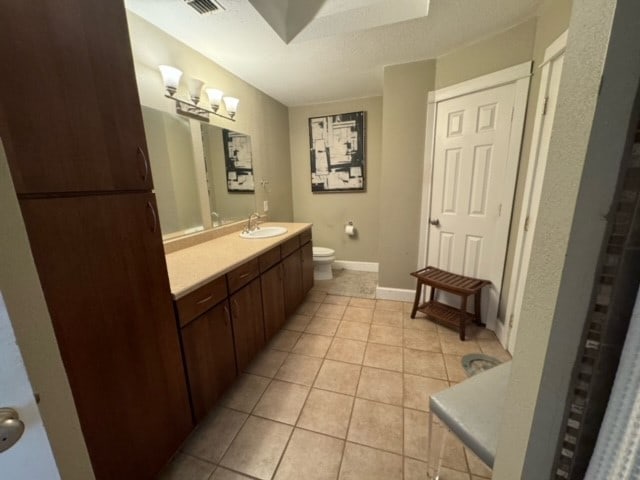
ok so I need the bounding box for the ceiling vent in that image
[184,0,225,15]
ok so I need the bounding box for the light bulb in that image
[206,88,224,112]
[223,96,240,118]
[158,65,182,96]
[187,78,205,104]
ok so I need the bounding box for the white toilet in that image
[312,246,335,280]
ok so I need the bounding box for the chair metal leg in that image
[427,411,448,480]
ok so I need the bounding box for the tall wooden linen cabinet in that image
[0,2,192,479]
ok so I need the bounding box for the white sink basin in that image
[240,226,288,239]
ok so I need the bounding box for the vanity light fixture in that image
[158,65,238,122]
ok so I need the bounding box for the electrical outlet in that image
[263,200,269,212]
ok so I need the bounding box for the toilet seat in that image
[313,247,335,257]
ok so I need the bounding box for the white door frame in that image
[502,31,568,351]
[418,61,532,332]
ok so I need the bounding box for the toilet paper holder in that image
[345,221,356,237]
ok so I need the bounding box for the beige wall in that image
[289,97,382,262]
[126,12,293,227]
[0,145,94,479]
[378,60,436,290]
[435,18,537,90]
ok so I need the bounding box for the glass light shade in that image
[223,96,240,118]
[158,65,183,96]
[206,88,224,112]
[187,78,205,104]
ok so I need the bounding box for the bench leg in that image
[474,292,486,327]
[427,411,448,480]
[459,296,468,341]
[410,281,422,319]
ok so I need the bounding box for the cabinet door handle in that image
[232,299,239,316]
[137,146,149,182]
[223,304,230,326]
[196,295,213,305]
[146,201,157,233]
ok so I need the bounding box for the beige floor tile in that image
[437,324,461,339]
[363,343,403,372]
[220,416,293,480]
[297,300,322,316]
[440,338,482,356]
[158,452,216,480]
[375,299,404,311]
[439,467,472,480]
[343,306,374,323]
[349,297,376,308]
[275,353,323,386]
[183,406,247,463]
[356,367,403,406]
[347,398,403,454]
[403,316,438,332]
[292,333,332,358]
[253,380,309,425]
[221,374,271,413]
[268,329,302,352]
[275,429,344,480]
[404,457,429,480]
[404,349,447,380]
[478,340,512,362]
[326,337,366,364]
[403,301,415,314]
[372,309,403,327]
[404,408,429,461]
[306,317,341,336]
[441,432,470,472]
[316,303,347,319]
[323,294,351,305]
[465,447,493,478]
[471,476,491,480]
[368,324,403,346]
[245,349,288,378]
[339,443,403,480]
[444,354,468,382]
[404,374,449,411]
[305,291,328,303]
[314,359,362,395]
[297,388,354,438]
[336,321,370,341]
[284,314,313,332]
[211,467,253,479]
[404,329,442,352]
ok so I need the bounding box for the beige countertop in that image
[165,222,312,299]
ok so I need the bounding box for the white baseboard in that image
[333,260,379,272]
[375,287,415,302]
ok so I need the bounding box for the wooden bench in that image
[410,266,491,340]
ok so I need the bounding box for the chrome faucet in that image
[244,212,261,233]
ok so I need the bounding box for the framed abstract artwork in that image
[223,129,255,192]
[308,111,366,193]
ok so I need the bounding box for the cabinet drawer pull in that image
[196,295,213,305]
[146,201,157,233]
[239,272,250,279]
[137,146,149,182]
[223,305,230,325]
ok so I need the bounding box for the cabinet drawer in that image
[259,247,281,273]
[227,258,260,294]
[175,277,228,327]
[299,229,312,246]
[281,236,300,258]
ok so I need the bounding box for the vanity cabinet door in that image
[0,0,152,194]
[283,250,303,316]
[230,278,265,373]
[301,241,314,296]
[262,263,286,341]
[18,193,192,480]
[181,302,237,422]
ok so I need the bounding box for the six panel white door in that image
[428,83,516,324]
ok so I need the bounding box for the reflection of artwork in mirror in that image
[309,111,366,193]
[223,129,255,192]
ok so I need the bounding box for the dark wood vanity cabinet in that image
[283,248,304,316]
[230,278,265,373]
[262,263,286,341]
[181,303,236,422]
[301,240,314,296]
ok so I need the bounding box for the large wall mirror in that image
[141,106,256,239]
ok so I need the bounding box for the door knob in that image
[429,218,441,227]
[0,408,25,453]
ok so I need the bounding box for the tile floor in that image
[160,288,511,480]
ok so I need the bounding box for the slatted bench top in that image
[411,266,490,296]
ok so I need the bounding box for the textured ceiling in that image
[125,0,540,106]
